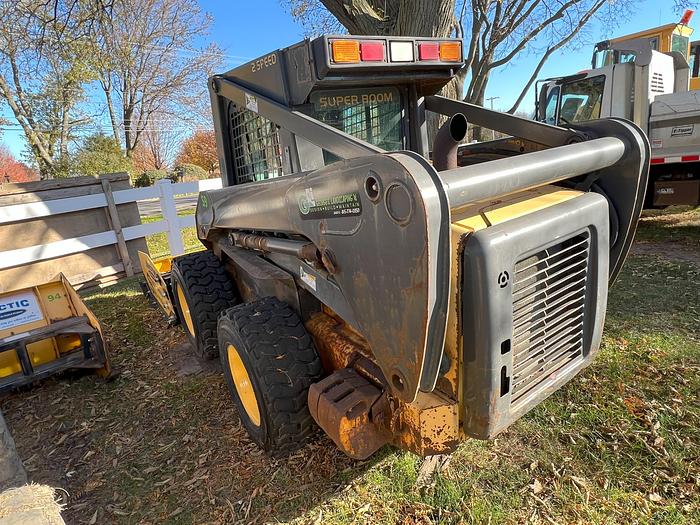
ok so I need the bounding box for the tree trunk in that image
[100,74,122,144]
[467,68,490,142]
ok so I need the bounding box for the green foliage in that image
[73,133,131,177]
[173,163,208,182]
[133,169,177,187]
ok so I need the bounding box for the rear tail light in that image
[418,42,440,61]
[389,41,414,62]
[329,38,463,65]
[331,40,360,63]
[439,41,462,62]
[360,41,385,61]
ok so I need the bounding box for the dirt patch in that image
[632,241,700,266]
[170,343,220,377]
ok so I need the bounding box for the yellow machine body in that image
[599,21,700,90]
[0,274,109,390]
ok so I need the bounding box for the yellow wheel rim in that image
[176,283,195,336]
[227,343,261,426]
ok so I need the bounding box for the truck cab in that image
[537,39,700,207]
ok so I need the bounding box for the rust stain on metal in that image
[308,368,388,460]
[306,312,373,374]
[306,311,461,457]
[389,391,460,456]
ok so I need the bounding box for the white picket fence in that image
[0,178,222,272]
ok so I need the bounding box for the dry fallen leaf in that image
[530,479,544,495]
[649,492,663,503]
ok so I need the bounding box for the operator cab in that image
[211,36,464,187]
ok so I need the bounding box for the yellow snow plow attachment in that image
[138,251,179,326]
[0,275,110,391]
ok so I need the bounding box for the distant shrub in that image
[173,163,208,182]
[133,169,176,187]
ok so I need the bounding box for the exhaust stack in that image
[433,113,468,171]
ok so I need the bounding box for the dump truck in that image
[0,276,110,391]
[589,11,700,91]
[537,17,700,207]
[590,13,697,87]
[144,35,649,459]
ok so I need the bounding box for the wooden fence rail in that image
[0,175,222,290]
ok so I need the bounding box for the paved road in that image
[137,195,199,217]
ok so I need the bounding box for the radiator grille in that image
[650,72,665,94]
[228,103,283,185]
[510,232,590,406]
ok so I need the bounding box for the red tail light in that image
[360,41,385,61]
[418,42,440,61]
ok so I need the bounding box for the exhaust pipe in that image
[432,113,468,171]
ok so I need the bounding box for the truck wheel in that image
[218,297,322,456]
[171,251,238,359]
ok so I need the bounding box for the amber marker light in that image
[331,40,361,63]
[439,41,462,62]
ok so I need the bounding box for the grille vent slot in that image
[510,232,590,406]
[650,72,665,94]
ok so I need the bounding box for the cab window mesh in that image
[228,103,283,185]
[306,88,403,151]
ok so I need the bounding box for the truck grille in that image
[510,232,590,406]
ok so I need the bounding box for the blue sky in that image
[0,0,689,159]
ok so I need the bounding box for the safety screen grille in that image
[229,104,283,185]
[306,88,403,151]
[510,232,590,406]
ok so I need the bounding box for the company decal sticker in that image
[245,93,258,113]
[299,266,317,291]
[297,187,362,219]
[671,125,693,137]
[0,290,44,330]
[651,139,663,149]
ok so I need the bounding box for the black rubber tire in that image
[171,251,238,359]
[218,297,323,456]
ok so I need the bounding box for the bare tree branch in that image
[507,0,604,113]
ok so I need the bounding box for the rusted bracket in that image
[308,368,388,460]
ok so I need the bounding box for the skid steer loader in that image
[144,36,649,459]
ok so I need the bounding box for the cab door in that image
[537,84,561,125]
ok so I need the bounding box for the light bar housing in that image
[218,34,465,107]
[316,35,464,72]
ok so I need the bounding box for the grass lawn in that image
[1,209,698,524]
[635,206,700,247]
